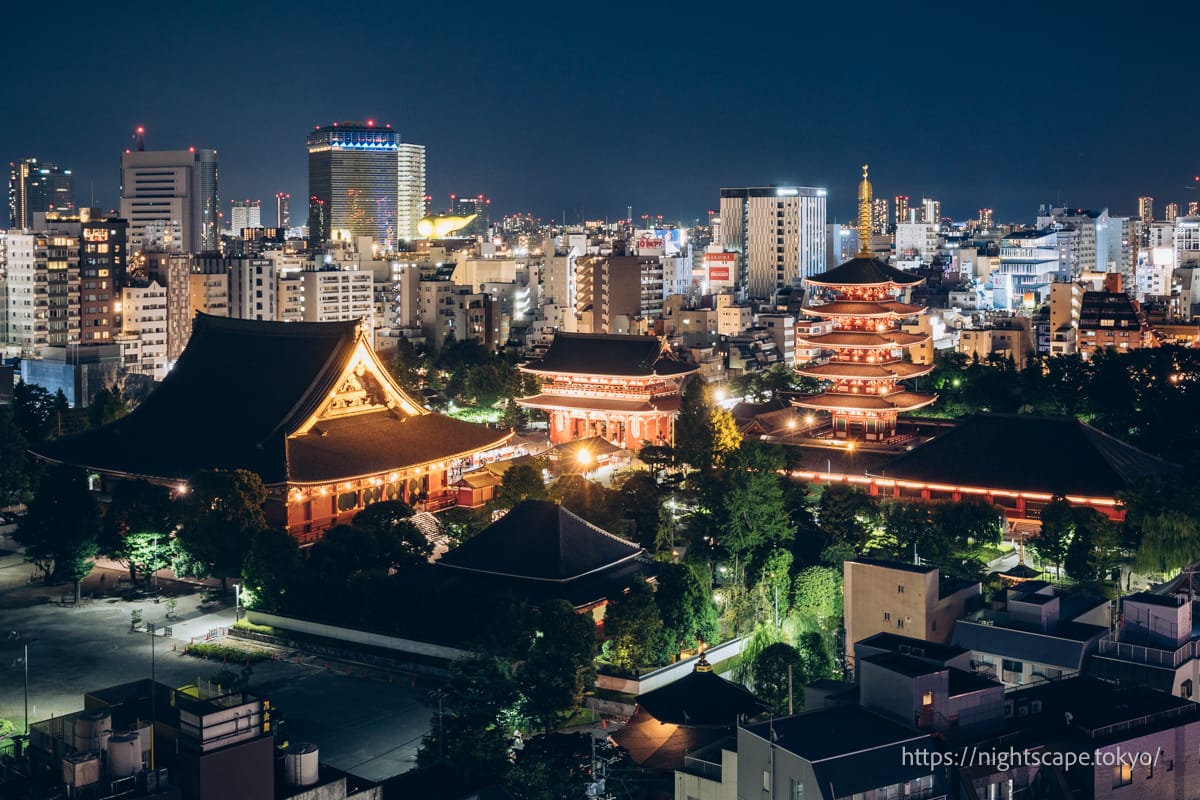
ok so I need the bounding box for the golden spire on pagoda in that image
[857,163,873,256]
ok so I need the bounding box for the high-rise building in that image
[894,195,909,228]
[275,192,291,228]
[1165,202,1180,224]
[396,143,425,242]
[719,185,827,300]
[230,200,262,233]
[5,231,80,353]
[978,208,994,229]
[871,197,889,235]
[8,158,73,229]
[921,197,941,227]
[79,216,128,345]
[1138,196,1154,225]
[307,121,400,247]
[1190,202,1199,217]
[119,133,219,254]
[450,194,491,240]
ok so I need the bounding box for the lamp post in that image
[23,640,29,736]
[232,583,241,623]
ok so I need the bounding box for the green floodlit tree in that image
[603,580,666,673]
[655,562,719,655]
[100,479,174,583]
[751,642,804,713]
[1135,511,1200,575]
[1029,497,1073,581]
[173,469,267,593]
[241,528,302,612]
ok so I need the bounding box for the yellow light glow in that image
[576,450,593,466]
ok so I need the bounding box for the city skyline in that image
[2,2,1197,227]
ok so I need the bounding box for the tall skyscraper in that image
[1165,202,1179,223]
[119,132,218,253]
[396,143,425,242]
[8,158,74,229]
[307,121,400,247]
[230,200,262,232]
[275,192,291,228]
[921,197,941,227]
[1138,196,1154,225]
[719,186,827,299]
[894,195,909,228]
[978,208,994,229]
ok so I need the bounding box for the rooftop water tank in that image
[284,743,319,787]
[107,731,142,778]
[62,751,101,787]
[73,710,111,753]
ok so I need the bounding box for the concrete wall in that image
[244,610,475,663]
[595,638,747,695]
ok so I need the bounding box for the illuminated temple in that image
[517,333,697,450]
[793,165,936,440]
[35,314,512,543]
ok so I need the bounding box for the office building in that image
[275,191,291,228]
[5,232,79,353]
[921,197,940,226]
[1138,195,1154,225]
[396,143,425,242]
[230,200,261,233]
[870,197,888,234]
[119,137,219,253]
[977,207,994,229]
[449,194,490,240]
[718,185,826,300]
[8,158,73,229]
[1165,202,1180,223]
[1176,216,1200,268]
[308,121,408,248]
[894,194,909,227]
[79,216,128,345]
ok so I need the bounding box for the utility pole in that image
[23,641,29,736]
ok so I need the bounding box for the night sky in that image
[4,1,1197,228]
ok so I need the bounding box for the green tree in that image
[603,580,666,672]
[1064,508,1121,584]
[173,469,267,593]
[618,471,662,548]
[100,479,174,583]
[1135,511,1200,575]
[388,335,423,394]
[709,406,743,468]
[751,642,804,713]
[14,464,100,601]
[720,443,792,572]
[1029,497,1073,580]
[88,385,129,428]
[673,378,714,470]
[655,562,719,655]
[0,409,32,505]
[417,656,522,785]
[551,475,624,532]
[752,548,793,628]
[520,600,598,732]
[791,565,843,629]
[241,528,302,612]
[352,501,431,568]
[506,733,593,800]
[495,463,548,508]
[796,630,834,681]
[11,381,56,443]
[816,484,880,552]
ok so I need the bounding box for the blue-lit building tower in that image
[307,121,399,248]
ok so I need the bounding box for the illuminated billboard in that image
[707,252,735,283]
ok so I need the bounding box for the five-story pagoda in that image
[793,165,936,441]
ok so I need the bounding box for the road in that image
[0,530,432,781]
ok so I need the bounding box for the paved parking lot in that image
[0,531,432,781]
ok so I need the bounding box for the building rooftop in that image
[437,500,642,582]
[804,255,925,288]
[743,706,928,762]
[632,659,769,727]
[521,332,696,377]
[878,413,1175,497]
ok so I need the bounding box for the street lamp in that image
[232,583,241,623]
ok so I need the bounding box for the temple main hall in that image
[35,314,513,543]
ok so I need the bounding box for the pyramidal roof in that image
[437,500,642,581]
[805,254,924,287]
[882,413,1176,496]
[522,332,696,377]
[634,658,769,726]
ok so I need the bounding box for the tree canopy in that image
[174,469,267,592]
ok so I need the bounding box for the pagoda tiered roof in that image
[804,254,924,288]
[796,361,933,381]
[803,299,927,318]
[522,332,696,378]
[792,390,936,413]
[516,393,682,414]
[797,330,930,348]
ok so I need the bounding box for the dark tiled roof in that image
[521,333,696,377]
[437,500,641,581]
[805,255,924,287]
[611,707,729,770]
[948,668,1002,696]
[880,413,1176,497]
[634,666,769,727]
[515,393,681,414]
[743,706,927,762]
[286,412,512,483]
[35,314,508,486]
[35,314,359,483]
[791,390,936,412]
[860,652,945,677]
[952,619,1105,670]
